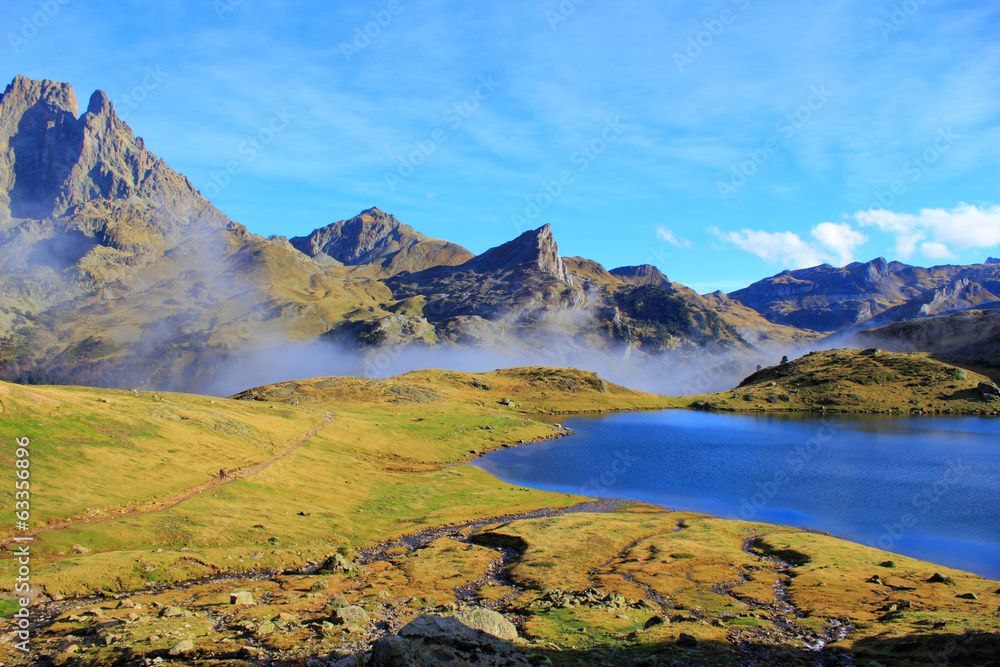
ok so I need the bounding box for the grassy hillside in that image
[1,367,997,665]
[688,348,1000,415]
[0,368,676,595]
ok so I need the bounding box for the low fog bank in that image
[195,335,816,399]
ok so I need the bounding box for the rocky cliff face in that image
[383,225,585,342]
[464,224,573,284]
[0,75,219,225]
[858,278,999,330]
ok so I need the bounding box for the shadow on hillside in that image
[520,629,1000,666]
[930,353,1000,385]
[351,619,1000,667]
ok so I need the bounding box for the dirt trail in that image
[11,412,336,540]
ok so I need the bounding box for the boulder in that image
[643,615,666,630]
[321,552,362,573]
[332,605,369,626]
[977,382,999,401]
[169,639,194,655]
[453,607,517,640]
[230,591,255,606]
[368,635,422,667]
[399,614,502,648]
[366,614,535,666]
[676,632,698,648]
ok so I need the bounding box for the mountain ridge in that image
[1,74,997,393]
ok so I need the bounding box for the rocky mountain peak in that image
[864,257,890,280]
[290,207,418,265]
[86,89,111,116]
[0,75,78,122]
[467,224,571,283]
[0,75,216,225]
[609,264,670,287]
[289,207,473,274]
[987,257,999,264]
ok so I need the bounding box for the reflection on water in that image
[474,410,1000,579]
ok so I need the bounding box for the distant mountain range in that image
[1,75,997,392]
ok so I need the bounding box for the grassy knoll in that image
[687,348,1000,415]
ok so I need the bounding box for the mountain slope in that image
[730,257,1000,334]
[848,309,1000,358]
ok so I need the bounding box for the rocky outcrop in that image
[289,207,472,275]
[609,264,670,287]
[464,224,572,284]
[978,382,999,402]
[856,278,999,331]
[386,224,584,332]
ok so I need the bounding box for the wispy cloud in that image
[656,226,692,248]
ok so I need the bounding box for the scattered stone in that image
[956,592,979,601]
[82,608,104,618]
[230,591,255,605]
[320,552,363,574]
[159,606,189,618]
[309,579,329,592]
[453,607,517,640]
[676,632,698,648]
[72,544,91,554]
[116,598,136,609]
[500,397,515,406]
[643,615,666,630]
[927,573,952,584]
[332,605,369,626]
[255,621,277,636]
[168,639,194,656]
[867,575,884,585]
[878,560,895,568]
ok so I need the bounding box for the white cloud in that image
[920,241,956,259]
[811,222,868,267]
[855,203,1000,260]
[711,222,867,270]
[656,227,692,248]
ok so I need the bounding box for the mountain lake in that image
[472,410,1000,579]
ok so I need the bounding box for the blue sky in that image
[3,0,999,292]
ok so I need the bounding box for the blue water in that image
[472,411,1000,580]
